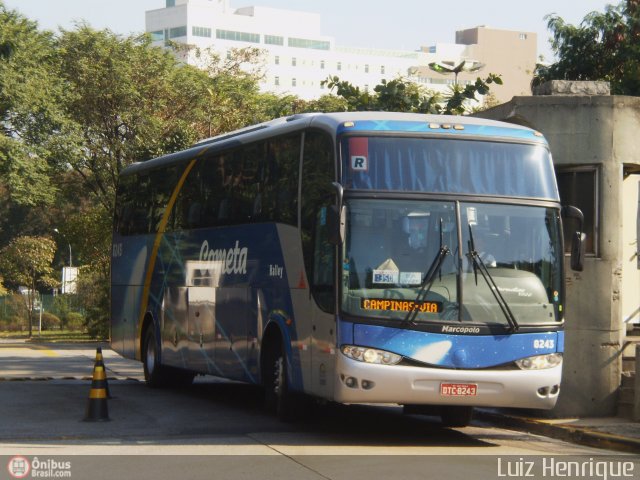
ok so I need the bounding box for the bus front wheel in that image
[263,340,296,421]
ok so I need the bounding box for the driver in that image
[403,212,429,250]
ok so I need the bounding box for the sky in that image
[4,0,616,61]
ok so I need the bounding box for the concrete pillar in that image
[475,86,640,417]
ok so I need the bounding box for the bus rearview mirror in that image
[561,205,585,272]
[571,232,586,272]
[328,205,346,245]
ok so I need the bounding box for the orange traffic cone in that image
[94,347,112,399]
[83,360,110,422]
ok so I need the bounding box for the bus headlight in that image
[341,345,402,365]
[515,353,562,370]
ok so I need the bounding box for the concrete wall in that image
[477,91,640,417]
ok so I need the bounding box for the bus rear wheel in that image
[440,406,474,428]
[143,327,194,388]
[143,327,165,388]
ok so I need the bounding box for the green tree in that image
[174,43,288,135]
[61,204,112,338]
[0,236,58,337]
[322,74,502,115]
[302,94,349,113]
[0,2,62,207]
[52,27,211,211]
[534,0,640,95]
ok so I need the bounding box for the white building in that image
[146,0,535,102]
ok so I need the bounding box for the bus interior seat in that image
[218,198,230,222]
[187,203,202,228]
[252,193,262,218]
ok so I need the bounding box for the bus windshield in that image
[341,136,558,200]
[341,199,564,327]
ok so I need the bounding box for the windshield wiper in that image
[402,219,450,327]
[467,225,519,332]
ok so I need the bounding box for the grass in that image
[0,329,106,343]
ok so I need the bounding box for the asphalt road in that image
[0,341,636,480]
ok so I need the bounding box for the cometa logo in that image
[441,325,481,334]
[199,240,248,275]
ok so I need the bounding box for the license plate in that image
[440,383,477,396]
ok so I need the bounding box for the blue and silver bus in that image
[111,112,584,426]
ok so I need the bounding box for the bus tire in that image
[264,339,297,422]
[143,327,195,388]
[143,327,168,388]
[440,406,473,428]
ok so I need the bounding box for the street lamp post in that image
[428,60,485,86]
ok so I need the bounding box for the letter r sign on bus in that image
[351,155,368,171]
[349,137,369,172]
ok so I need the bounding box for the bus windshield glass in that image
[341,199,564,326]
[341,136,558,200]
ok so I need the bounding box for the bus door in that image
[309,206,336,399]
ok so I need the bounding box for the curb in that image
[476,410,640,455]
[0,376,141,382]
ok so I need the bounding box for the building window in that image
[275,76,280,86]
[519,33,528,40]
[166,0,175,7]
[169,26,187,38]
[265,35,284,46]
[216,29,260,43]
[274,55,280,65]
[150,30,164,42]
[337,62,342,71]
[292,78,297,87]
[381,65,385,74]
[320,60,325,69]
[365,64,369,73]
[288,37,330,50]
[556,166,599,255]
[192,26,212,38]
[292,57,297,67]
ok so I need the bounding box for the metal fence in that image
[0,293,85,330]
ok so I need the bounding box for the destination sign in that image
[361,298,443,313]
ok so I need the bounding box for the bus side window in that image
[114,175,135,236]
[148,167,177,233]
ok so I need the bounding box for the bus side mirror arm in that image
[561,205,586,272]
[328,182,346,245]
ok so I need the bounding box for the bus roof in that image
[121,112,547,177]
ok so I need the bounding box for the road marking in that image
[0,345,59,357]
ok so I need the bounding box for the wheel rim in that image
[146,337,155,375]
[273,356,283,397]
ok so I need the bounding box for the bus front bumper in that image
[333,354,561,410]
